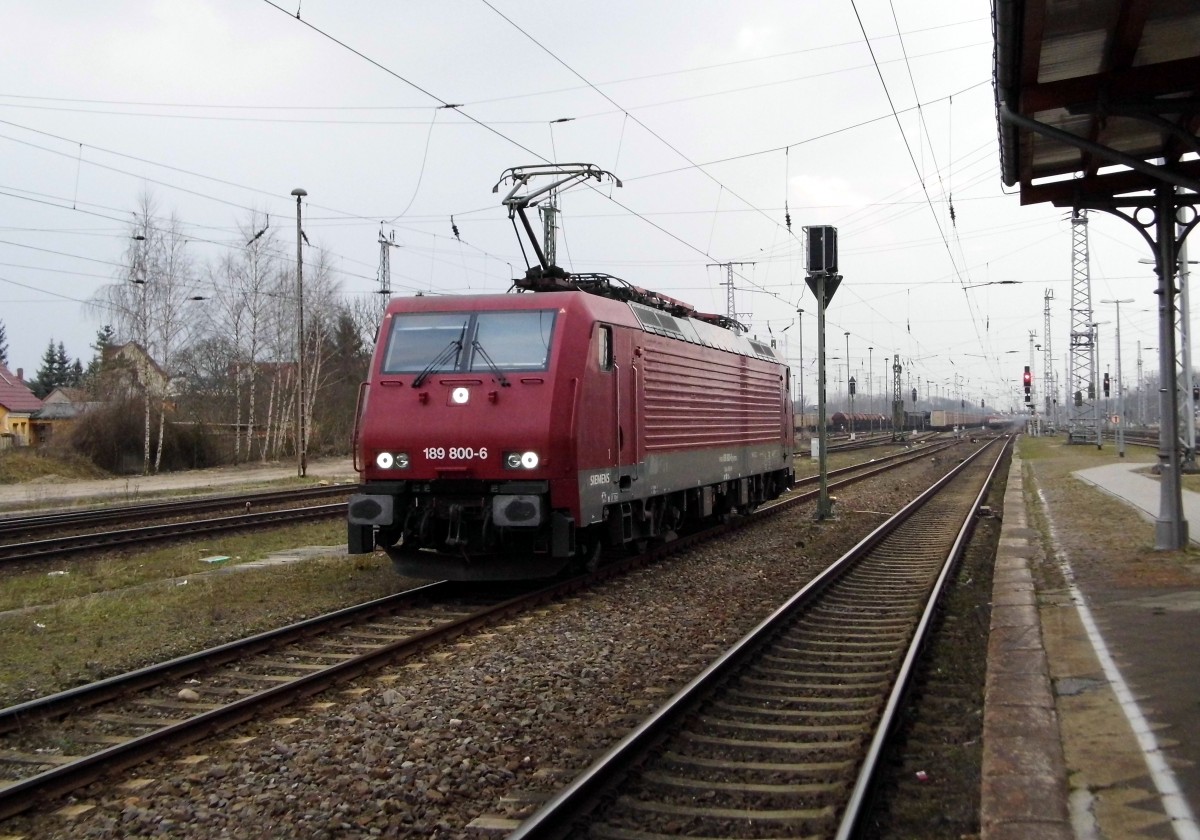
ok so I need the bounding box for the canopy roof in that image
[993,0,1200,206]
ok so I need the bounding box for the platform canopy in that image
[993,0,1200,207]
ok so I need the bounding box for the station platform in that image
[985,455,1200,839]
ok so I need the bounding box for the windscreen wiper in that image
[471,340,511,387]
[412,337,463,387]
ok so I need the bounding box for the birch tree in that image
[208,211,281,463]
[90,193,198,473]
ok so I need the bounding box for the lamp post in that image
[844,332,852,439]
[1101,298,1133,456]
[292,187,308,478]
[868,346,873,431]
[1138,343,1156,426]
[130,232,152,475]
[1089,321,1108,449]
[797,308,805,433]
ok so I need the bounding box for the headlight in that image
[504,451,539,469]
[375,451,409,469]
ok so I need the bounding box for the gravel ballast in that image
[5,445,991,839]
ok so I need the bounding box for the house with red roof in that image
[0,362,44,447]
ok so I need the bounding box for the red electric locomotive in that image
[346,165,795,580]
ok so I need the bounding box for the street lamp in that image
[844,331,852,438]
[868,346,873,431]
[1089,321,1109,448]
[1138,344,1156,426]
[292,187,307,478]
[128,232,154,474]
[797,308,805,430]
[1101,298,1133,456]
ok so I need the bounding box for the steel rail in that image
[0,503,346,563]
[507,436,1008,839]
[0,439,929,732]
[0,485,352,537]
[0,440,966,565]
[793,437,953,489]
[0,579,578,820]
[0,581,451,736]
[833,433,1008,839]
[0,440,976,819]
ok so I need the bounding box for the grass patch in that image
[1018,435,1198,585]
[0,449,109,484]
[0,533,402,705]
[0,521,351,612]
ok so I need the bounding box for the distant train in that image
[806,410,1004,434]
[826,412,890,432]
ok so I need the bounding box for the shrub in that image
[67,397,219,473]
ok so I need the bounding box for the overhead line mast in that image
[1043,289,1055,428]
[706,261,755,322]
[376,228,399,309]
[1067,210,1097,445]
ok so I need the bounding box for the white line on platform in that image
[1037,486,1200,840]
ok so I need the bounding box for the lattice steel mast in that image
[891,353,903,440]
[707,262,755,321]
[1043,288,1056,427]
[377,229,399,308]
[1067,211,1097,444]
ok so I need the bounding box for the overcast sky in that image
[0,1,1172,412]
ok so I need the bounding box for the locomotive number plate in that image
[423,447,489,460]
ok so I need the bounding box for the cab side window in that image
[598,325,614,371]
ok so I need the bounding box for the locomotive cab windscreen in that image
[381,310,556,376]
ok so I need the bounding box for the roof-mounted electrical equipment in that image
[495,164,745,334]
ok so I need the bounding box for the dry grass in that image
[0,449,109,484]
[0,522,349,612]
[0,521,405,705]
[1018,435,1199,588]
[0,437,1008,708]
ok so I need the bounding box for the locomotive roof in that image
[384,291,781,365]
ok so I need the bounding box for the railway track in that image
[507,436,1008,839]
[0,485,351,539]
[814,431,937,455]
[0,442,963,568]
[0,436,991,821]
[0,580,553,819]
[0,497,350,565]
[1120,431,1160,449]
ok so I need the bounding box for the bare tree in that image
[88,193,198,474]
[345,294,387,353]
[259,267,297,463]
[80,196,363,470]
[208,210,281,463]
[299,247,342,456]
[147,211,198,472]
